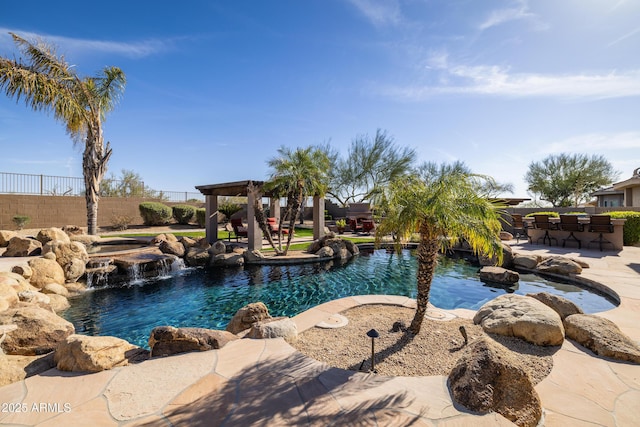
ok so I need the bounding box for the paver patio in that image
[1,243,639,426]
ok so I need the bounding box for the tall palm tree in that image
[376,161,504,334]
[0,33,126,235]
[266,146,330,255]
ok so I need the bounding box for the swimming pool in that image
[62,249,617,348]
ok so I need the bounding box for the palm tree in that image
[266,146,330,255]
[0,33,126,235]
[376,161,504,334]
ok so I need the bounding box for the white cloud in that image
[478,0,547,31]
[0,28,173,58]
[347,0,403,27]
[607,26,640,47]
[380,58,640,100]
[542,132,640,154]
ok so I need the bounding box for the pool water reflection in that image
[62,249,617,348]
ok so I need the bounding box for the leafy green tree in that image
[0,33,126,234]
[265,146,330,255]
[524,153,619,207]
[376,161,504,334]
[101,169,152,198]
[326,129,416,207]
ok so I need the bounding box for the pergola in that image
[195,180,326,251]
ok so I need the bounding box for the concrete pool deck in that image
[0,243,639,426]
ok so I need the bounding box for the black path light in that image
[366,328,379,373]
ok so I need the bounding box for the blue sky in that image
[1,0,639,199]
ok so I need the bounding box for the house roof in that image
[591,186,624,197]
[612,175,640,191]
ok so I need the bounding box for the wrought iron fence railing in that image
[0,172,203,203]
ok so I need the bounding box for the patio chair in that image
[559,215,584,249]
[361,219,375,234]
[588,215,614,251]
[533,215,557,246]
[266,217,289,236]
[230,218,248,241]
[511,214,530,244]
[348,217,363,233]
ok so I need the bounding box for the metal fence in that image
[0,172,203,202]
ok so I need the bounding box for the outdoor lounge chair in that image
[588,215,614,251]
[361,219,375,234]
[559,215,583,249]
[266,217,289,236]
[230,218,248,241]
[348,218,363,233]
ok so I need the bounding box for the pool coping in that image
[0,243,639,426]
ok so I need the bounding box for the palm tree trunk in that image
[409,228,440,335]
[83,129,111,235]
[283,191,301,255]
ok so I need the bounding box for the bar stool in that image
[559,215,584,249]
[533,215,557,246]
[511,214,530,244]
[588,215,614,251]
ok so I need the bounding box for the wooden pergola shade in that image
[195,180,325,250]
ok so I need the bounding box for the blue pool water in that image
[62,249,617,348]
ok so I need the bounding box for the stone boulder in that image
[55,334,146,372]
[344,239,360,256]
[567,257,589,269]
[18,290,50,305]
[2,237,42,257]
[43,283,69,297]
[184,247,210,267]
[513,254,540,270]
[499,231,513,241]
[474,294,564,346]
[479,243,514,268]
[210,253,244,267]
[151,233,179,244]
[180,236,198,249]
[11,264,33,280]
[479,266,519,285]
[208,240,226,256]
[0,353,55,388]
[0,272,36,294]
[316,246,334,258]
[244,250,266,264]
[61,225,84,236]
[46,294,70,312]
[449,336,542,427]
[28,257,65,289]
[42,241,89,282]
[564,314,640,363]
[0,282,19,309]
[247,317,298,340]
[159,240,185,257]
[527,292,583,320]
[148,326,239,357]
[36,228,70,245]
[0,305,75,355]
[0,230,18,247]
[536,256,582,276]
[226,302,272,334]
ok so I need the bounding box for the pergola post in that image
[313,195,325,240]
[270,198,281,220]
[246,186,263,251]
[205,195,219,244]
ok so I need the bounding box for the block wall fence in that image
[0,195,203,230]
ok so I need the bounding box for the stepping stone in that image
[316,314,349,329]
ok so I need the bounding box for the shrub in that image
[607,211,640,246]
[172,204,196,225]
[524,211,560,218]
[196,208,206,227]
[218,202,242,222]
[12,214,30,230]
[139,202,173,226]
[110,215,133,231]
